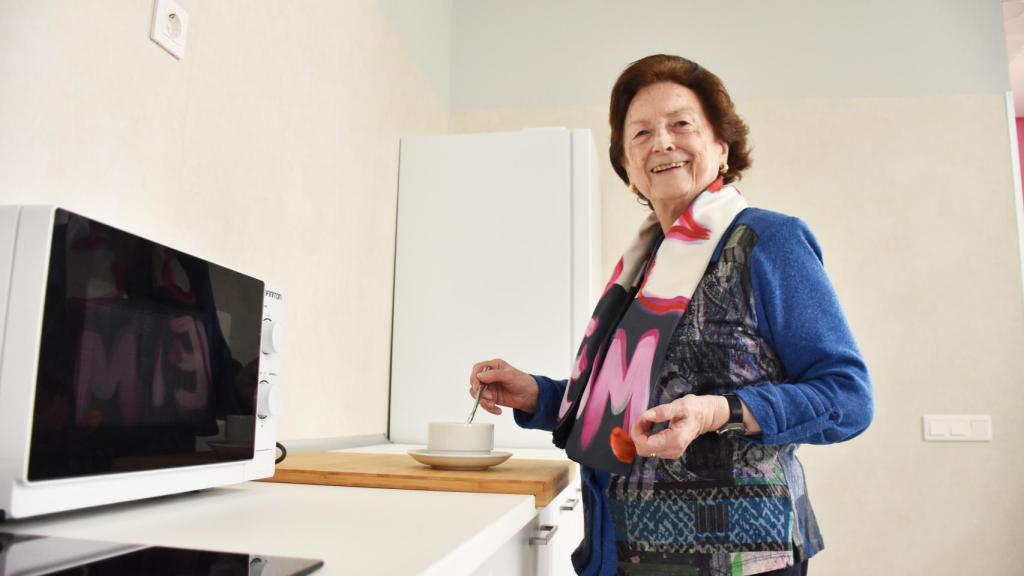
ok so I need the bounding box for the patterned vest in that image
[606,224,824,576]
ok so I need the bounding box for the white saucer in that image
[408,449,512,471]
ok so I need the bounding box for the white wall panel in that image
[391,130,597,448]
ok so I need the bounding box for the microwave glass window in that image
[28,209,266,481]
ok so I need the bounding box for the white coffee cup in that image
[427,422,494,453]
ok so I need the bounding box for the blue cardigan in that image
[514,208,873,575]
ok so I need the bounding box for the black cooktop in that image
[0,532,323,576]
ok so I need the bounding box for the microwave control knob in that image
[261,320,283,355]
[257,381,281,419]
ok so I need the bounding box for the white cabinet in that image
[535,476,584,576]
[470,466,583,576]
[555,484,586,575]
[390,129,601,449]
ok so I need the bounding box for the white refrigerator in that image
[388,128,602,448]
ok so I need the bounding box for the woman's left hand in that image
[630,395,729,459]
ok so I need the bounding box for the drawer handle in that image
[560,498,580,511]
[529,524,558,546]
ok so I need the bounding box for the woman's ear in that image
[622,156,644,194]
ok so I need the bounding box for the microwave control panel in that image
[254,287,284,460]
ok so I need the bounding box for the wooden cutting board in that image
[262,452,573,507]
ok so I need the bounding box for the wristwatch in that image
[716,394,746,437]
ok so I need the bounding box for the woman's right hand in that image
[469,359,539,416]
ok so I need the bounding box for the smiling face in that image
[623,81,729,225]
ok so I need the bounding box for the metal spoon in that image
[466,367,491,424]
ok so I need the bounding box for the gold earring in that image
[719,162,729,175]
[629,183,650,207]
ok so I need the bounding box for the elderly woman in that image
[470,54,872,576]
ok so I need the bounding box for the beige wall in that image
[454,94,1024,574]
[0,0,449,440]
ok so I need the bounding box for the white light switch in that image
[922,415,992,442]
[150,0,189,60]
[927,418,948,437]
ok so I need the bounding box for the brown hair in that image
[609,54,751,188]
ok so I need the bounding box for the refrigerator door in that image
[390,129,598,448]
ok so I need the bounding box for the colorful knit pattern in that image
[610,484,792,548]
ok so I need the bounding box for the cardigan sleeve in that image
[513,375,567,432]
[734,216,873,445]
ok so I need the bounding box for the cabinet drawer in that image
[470,464,584,576]
[535,472,583,576]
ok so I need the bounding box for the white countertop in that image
[0,442,576,575]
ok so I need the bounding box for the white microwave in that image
[0,206,284,519]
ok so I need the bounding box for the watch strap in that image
[717,393,745,436]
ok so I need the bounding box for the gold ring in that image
[650,452,657,458]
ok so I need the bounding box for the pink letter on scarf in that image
[579,328,658,448]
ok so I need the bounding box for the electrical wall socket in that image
[150,0,189,60]
[922,415,992,442]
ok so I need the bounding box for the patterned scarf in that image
[552,178,747,475]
